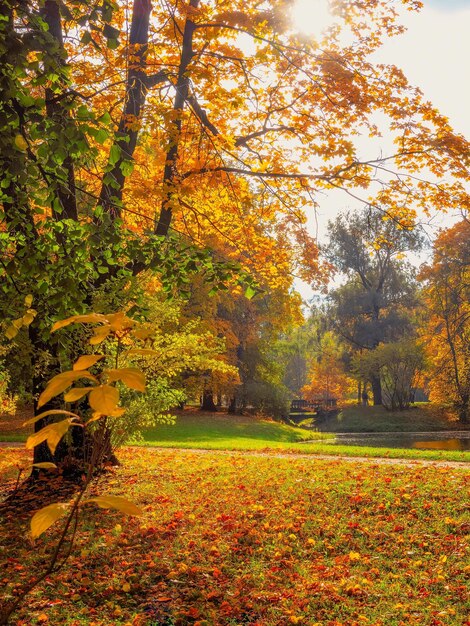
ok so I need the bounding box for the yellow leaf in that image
[51,313,108,333]
[64,387,94,402]
[31,502,69,538]
[26,418,78,455]
[84,495,143,516]
[109,406,126,417]
[22,311,36,326]
[38,370,98,408]
[122,582,131,592]
[87,405,126,424]
[24,294,33,307]
[73,355,104,371]
[23,409,80,427]
[89,325,111,345]
[12,317,23,329]
[88,385,119,414]
[5,325,19,340]
[15,134,28,151]
[107,311,135,331]
[106,368,146,392]
[86,412,104,424]
[32,462,57,469]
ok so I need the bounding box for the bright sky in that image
[291,0,470,299]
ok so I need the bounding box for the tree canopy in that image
[2,0,470,431]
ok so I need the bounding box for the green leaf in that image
[99,112,111,126]
[81,31,92,45]
[103,24,120,40]
[120,160,134,177]
[95,129,109,144]
[244,284,257,300]
[109,144,120,166]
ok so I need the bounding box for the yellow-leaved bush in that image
[25,311,150,539]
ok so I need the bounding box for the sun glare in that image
[291,0,334,38]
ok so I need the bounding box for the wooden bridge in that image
[290,398,337,412]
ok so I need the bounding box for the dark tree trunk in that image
[457,397,469,424]
[201,391,217,412]
[155,0,201,236]
[227,397,237,414]
[98,0,159,219]
[370,375,382,406]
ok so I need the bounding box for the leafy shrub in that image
[117,380,183,445]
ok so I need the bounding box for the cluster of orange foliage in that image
[59,0,470,292]
[301,332,354,405]
[420,219,470,421]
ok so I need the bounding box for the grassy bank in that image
[1,446,468,625]
[138,411,470,463]
[319,403,469,433]
[2,409,470,462]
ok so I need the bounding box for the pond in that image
[324,431,470,451]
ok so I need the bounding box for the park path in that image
[136,446,469,469]
[1,441,469,469]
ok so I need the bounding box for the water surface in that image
[327,431,470,451]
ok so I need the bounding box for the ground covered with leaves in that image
[0,447,469,626]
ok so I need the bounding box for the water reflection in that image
[329,431,470,451]
[413,439,467,451]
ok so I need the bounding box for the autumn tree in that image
[352,338,425,411]
[282,319,320,398]
[179,276,303,416]
[326,206,423,404]
[2,0,470,461]
[420,219,470,422]
[302,331,353,406]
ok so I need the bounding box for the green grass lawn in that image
[319,403,469,433]
[138,411,470,463]
[140,410,330,448]
[1,446,469,625]
[2,407,470,462]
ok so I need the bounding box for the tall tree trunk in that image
[155,0,200,236]
[98,0,161,219]
[201,390,217,412]
[227,396,237,414]
[370,374,382,406]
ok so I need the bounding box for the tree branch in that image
[98,0,153,219]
